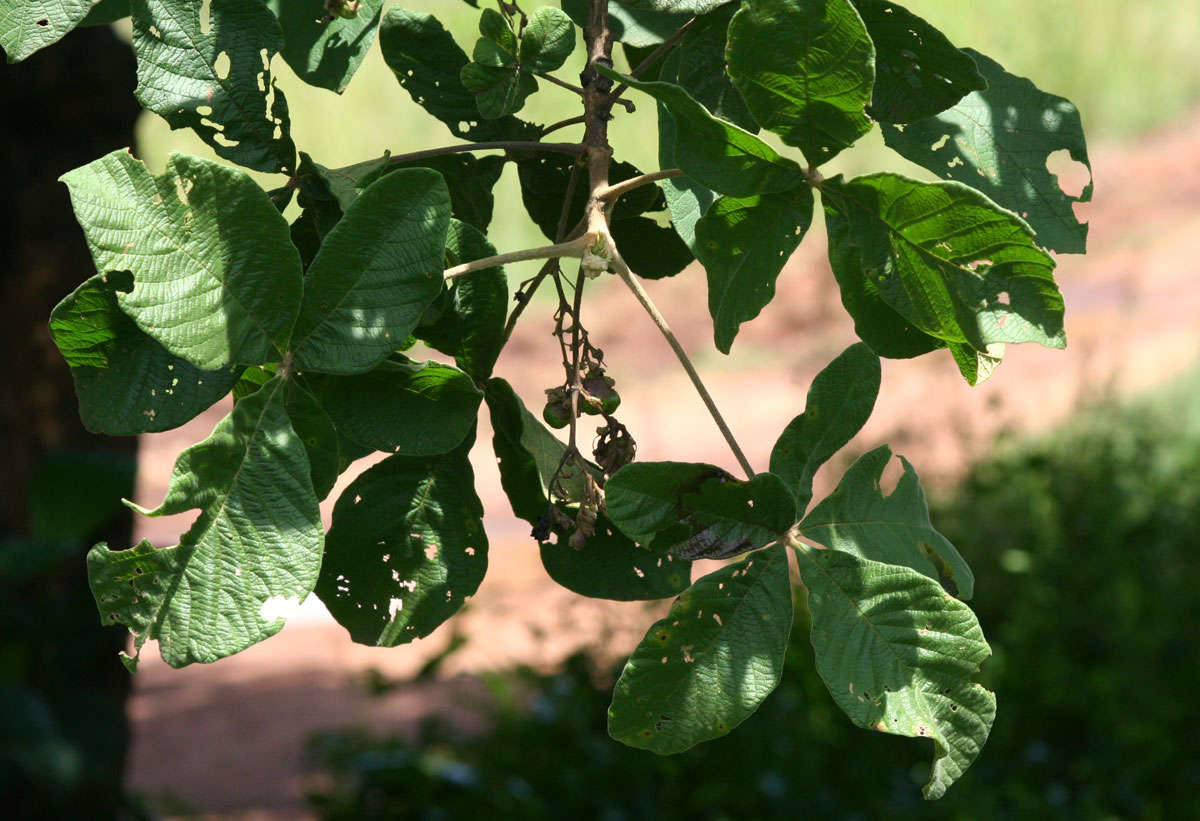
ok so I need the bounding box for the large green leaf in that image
[290,168,452,374]
[881,49,1093,254]
[610,217,694,280]
[130,0,296,173]
[696,185,814,353]
[283,380,340,501]
[266,0,383,93]
[600,67,806,197]
[61,150,303,370]
[561,0,690,48]
[414,220,508,380]
[49,271,242,435]
[822,173,1065,360]
[793,545,995,800]
[315,441,487,647]
[606,462,796,560]
[460,60,538,119]
[608,544,793,753]
[799,445,974,598]
[518,6,575,72]
[89,377,323,669]
[308,358,481,456]
[0,0,95,61]
[619,0,733,12]
[80,0,127,26]
[379,7,538,142]
[727,0,875,165]
[539,516,692,601]
[769,342,880,511]
[851,0,985,124]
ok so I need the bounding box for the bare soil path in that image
[126,112,1200,818]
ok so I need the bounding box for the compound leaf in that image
[90,376,323,669]
[822,173,1065,360]
[315,440,487,647]
[696,185,814,353]
[728,0,874,165]
[852,0,986,124]
[769,342,880,512]
[609,544,792,753]
[601,66,806,197]
[61,150,303,370]
[799,445,974,598]
[266,0,384,93]
[881,49,1092,254]
[793,545,995,800]
[290,168,451,374]
[308,358,481,456]
[49,271,242,435]
[131,0,296,173]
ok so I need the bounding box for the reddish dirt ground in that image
[125,112,1200,818]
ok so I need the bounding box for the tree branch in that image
[597,169,683,203]
[443,237,589,280]
[609,251,756,480]
[537,72,635,112]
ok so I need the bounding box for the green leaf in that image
[608,544,792,753]
[49,271,243,435]
[284,380,340,501]
[518,6,575,72]
[800,445,973,597]
[379,8,539,142]
[290,168,452,374]
[881,49,1093,254]
[90,377,323,669]
[61,150,303,370]
[793,545,995,800]
[822,173,1065,358]
[696,185,814,353]
[666,4,758,131]
[561,0,690,48]
[517,153,667,241]
[601,66,806,197]
[606,462,796,560]
[461,61,538,119]
[770,342,880,511]
[948,340,1004,387]
[852,0,985,124]
[414,220,507,379]
[80,0,127,26]
[315,440,488,647]
[308,358,481,456]
[266,0,383,93]
[539,517,692,601]
[727,0,875,165]
[610,217,694,280]
[130,0,296,173]
[477,7,517,57]
[618,0,733,12]
[1,0,95,62]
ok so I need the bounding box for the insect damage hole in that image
[1045,149,1090,198]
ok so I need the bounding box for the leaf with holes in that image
[601,67,806,198]
[315,440,487,647]
[608,544,792,753]
[266,0,383,94]
[290,168,451,374]
[61,150,303,370]
[606,462,796,560]
[770,342,880,512]
[414,220,508,379]
[91,376,323,669]
[379,7,538,142]
[728,0,875,165]
[793,545,995,800]
[799,445,974,598]
[49,271,243,435]
[1,0,96,62]
[852,0,986,124]
[308,358,481,456]
[881,49,1092,254]
[539,517,692,601]
[821,173,1065,367]
[696,185,814,353]
[130,0,296,173]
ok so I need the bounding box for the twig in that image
[597,169,684,202]
[607,17,696,104]
[443,237,588,280]
[609,251,756,479]
[387,141,583,165]
[536,72,635,112]
[540,114,587,137]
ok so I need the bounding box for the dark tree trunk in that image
[0,23,144,819]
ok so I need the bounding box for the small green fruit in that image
[542,400,571,429]
[581,376,620,416]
